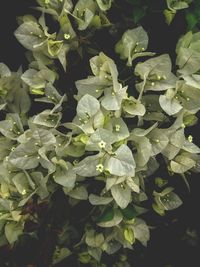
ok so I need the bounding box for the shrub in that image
[0,0,200,266]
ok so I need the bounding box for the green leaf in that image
[183,74,200,89]
[96,0,112,11]
[31,172,49,199]
[132,122,158,137]
[67,186,88,200]
[186,12,199,30]
[148,128,169,155]
[170,154,196,173]
[101,86,127,111]
[0,115,23,140]
[160,192,183,210]
[135,55,177,92]
[12,172,34,195]
[89,53,120,92]
[183,140,200,154]
[13,84,31,114]
[131,135,152,167]
[88,247,102,262]
[21,68,56,89]
[152,202,165,216]
[47,39,63,57]
[96,207,114,223]
[31,128,57,146]
[164,9,176,25]
[133,218,150,246]
[126,176,140,193]
[0,137,13,161]
[111,184,131,209]
[85,230,104,248]
[9,141,39,170]
[115,26,151,66]
[33,110,61,128]
[121,205,138,220]
[86,128,117,151]
[97,209,123,227]
[106,176,126,191]
[53,161,76,189]
[0,221,7,247]
[123,97,146,117]
[78,252,91,264]
[75,76,107,98]
[52,247,71,265]
[167,0,189,11]
[72,0,96,30]
[5,222,23,244]
[162,128,185,160]
[177,82,200,112]
[159,93,183,115]
[58,44,70,71]
[132,6,146,24]
[0,63,11,77]
[89,194,113,205]
[64,142,85,157]
[15,21,45,51]
[124,227,135,245]
[155,177,168,188]
[135,54,172,80]
[183,114,198,126]
[176,31,192,53]
[176,48,200,75]
[108,117,130,142]
[77,94,100,120]
[73,154,100,177]
[106,144,136,176]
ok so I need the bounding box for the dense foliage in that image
[0,0,200,266]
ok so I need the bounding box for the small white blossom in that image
[98,140,106,149]
[188,135,193,142]
[96,164,104,173]
[115,124,121,132]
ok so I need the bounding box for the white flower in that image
[98,140,106,149]
[188,135,193,142]
[21,189,27,195]
[96,164,104,172]
[64,33,71,40]
[115,124,121,132]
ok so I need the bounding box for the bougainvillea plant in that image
[0,0,200,266]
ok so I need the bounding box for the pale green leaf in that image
[159,94,182,115]
[73,154,100,177]
[85,230,104,248]
[115,26,150,66]
[86,128,117,151]
[170,155,196,173]
[106,144,135,176]
[15,21,45,51]
[133,218,150,247]
[160,192,183,210]
[72,0,96,30]
[111,184,131,209]
[9,142,39,170]
[96,0,112,11]
[53,162,76,189]
[67,186,88,200]
[124,228,135,245]
[77,94,100,120]
[97,209,123,227]
[5,222,23,244]
[89,194,113,205]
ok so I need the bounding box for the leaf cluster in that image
[0,1,200,266]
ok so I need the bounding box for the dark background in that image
[0,1,200,267]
